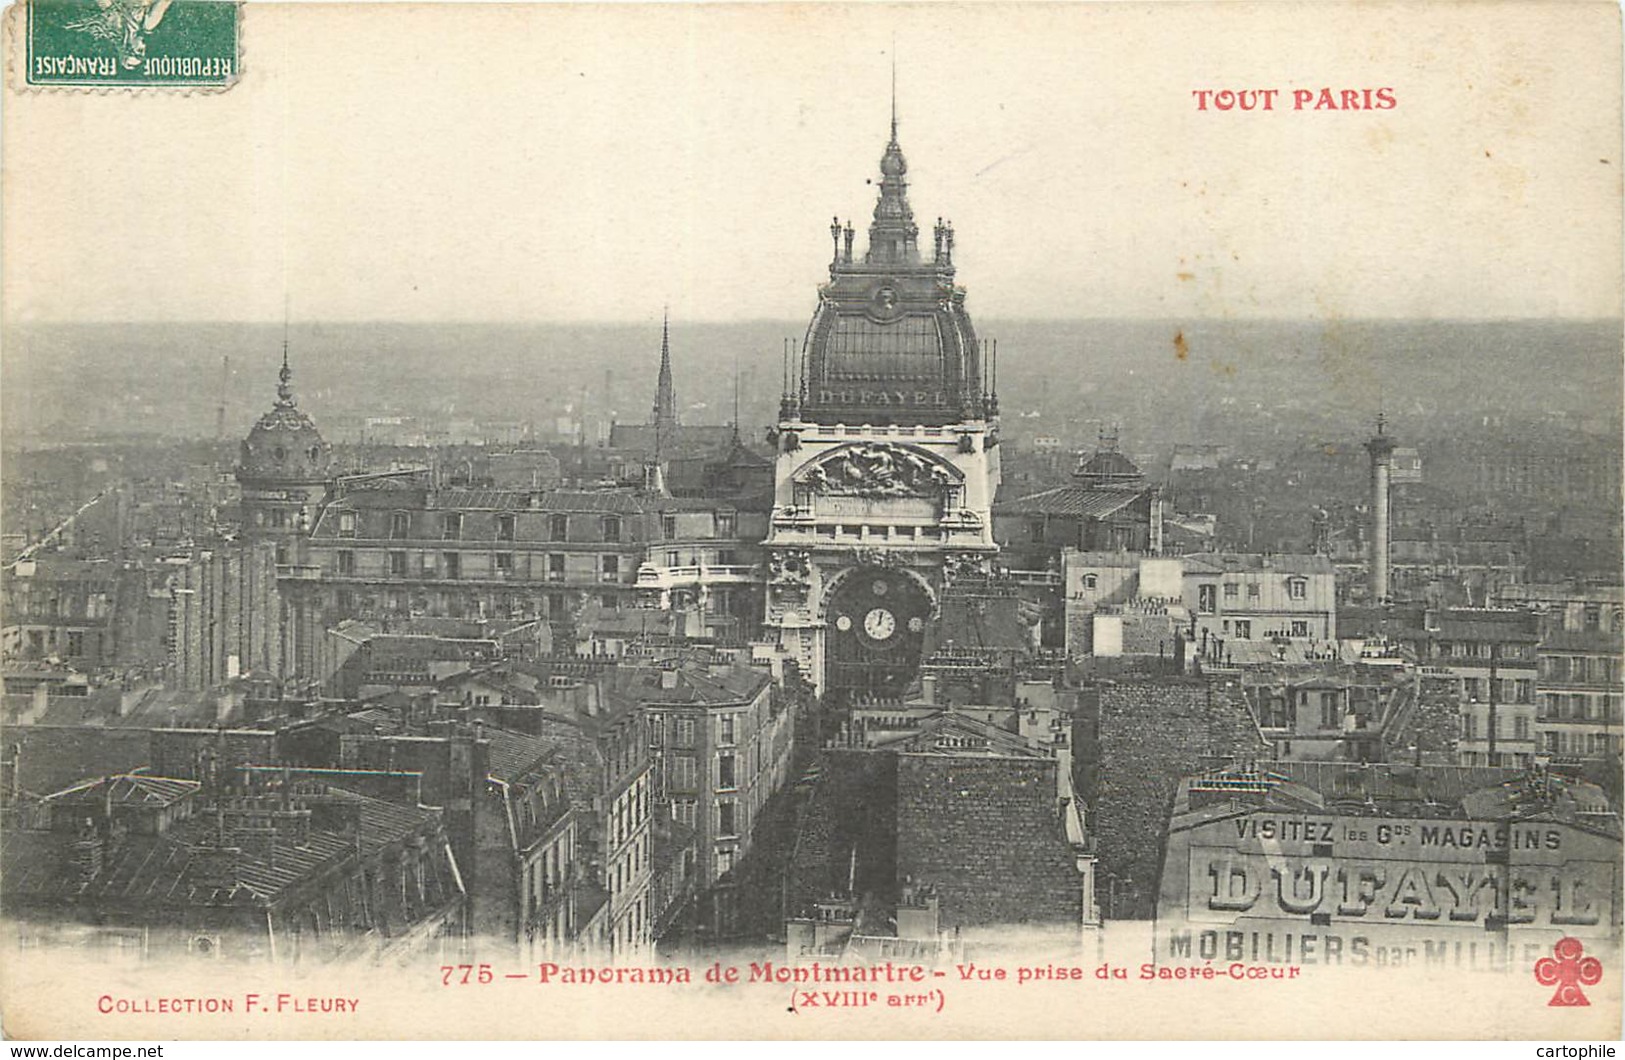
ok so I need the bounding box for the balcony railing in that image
[1005,569,1062,588]
[637,564,761,589]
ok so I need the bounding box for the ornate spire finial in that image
[890,44,898,144]
[275,340,296,408]
[868,53,918,266]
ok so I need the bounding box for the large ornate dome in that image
[236,351,332,486]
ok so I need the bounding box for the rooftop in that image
[997,485,1147,519]
[4,783,444,909]
[1182,553,1334,576]
[41,772,201,809]
[604,661,772,709]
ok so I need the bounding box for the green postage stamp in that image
[23,0,239,88]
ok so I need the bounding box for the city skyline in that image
[5,4,1621,327]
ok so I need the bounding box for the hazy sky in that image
[5,2,1621,325]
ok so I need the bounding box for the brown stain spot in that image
[1173,330,1189,362]
[1485,150,1493,159]
[1176,271,1195,282]
[1324,445,1339,457]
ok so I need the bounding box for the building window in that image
[1080,573,1098,590]
[1540,692,1560,720]
[717,753,736,790]
[337,550,356,575]
[1223,582,1238,600]
[546,514,568,541]
[675,718,695,748]
[389,512,411,539]
[1320,693,1339,729]
[602,516,623,542]
[662,515,678,540]
[671,754,697,791]
[1197,584,1216,614]
[495,514,516,542]
[1287,578,1307,600]
[338,511,357,538]
[1234,620,1252,640]
[1247,582,1260,598]
[665,550,679,568]
[717,801,737,837]
[389,551,408,576]
[674,799,697,827]
[719,715,736,746]
[495,552,514,574]
[1464,714,1478,740]
[1029,519,1046,543]
[65,631,83,657]
[1514,715,1530,740]
[716,511,736,537]
[442,512,463,540]
[601,554,620,582]
[1290,620,1309,638]
[544,553,565,581]
[443,552,461,579]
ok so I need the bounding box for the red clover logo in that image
[1533,937,1604,1007]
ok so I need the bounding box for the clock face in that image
[835,615,853,632]
[863,607,897,641]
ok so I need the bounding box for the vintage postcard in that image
[1,0,1621,1043]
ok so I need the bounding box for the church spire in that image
[649,307,680,476]
[651,307,678,429]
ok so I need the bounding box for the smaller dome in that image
[1074,448,1145,488]
[1080,450,1140,477]
[235,352,332,486]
